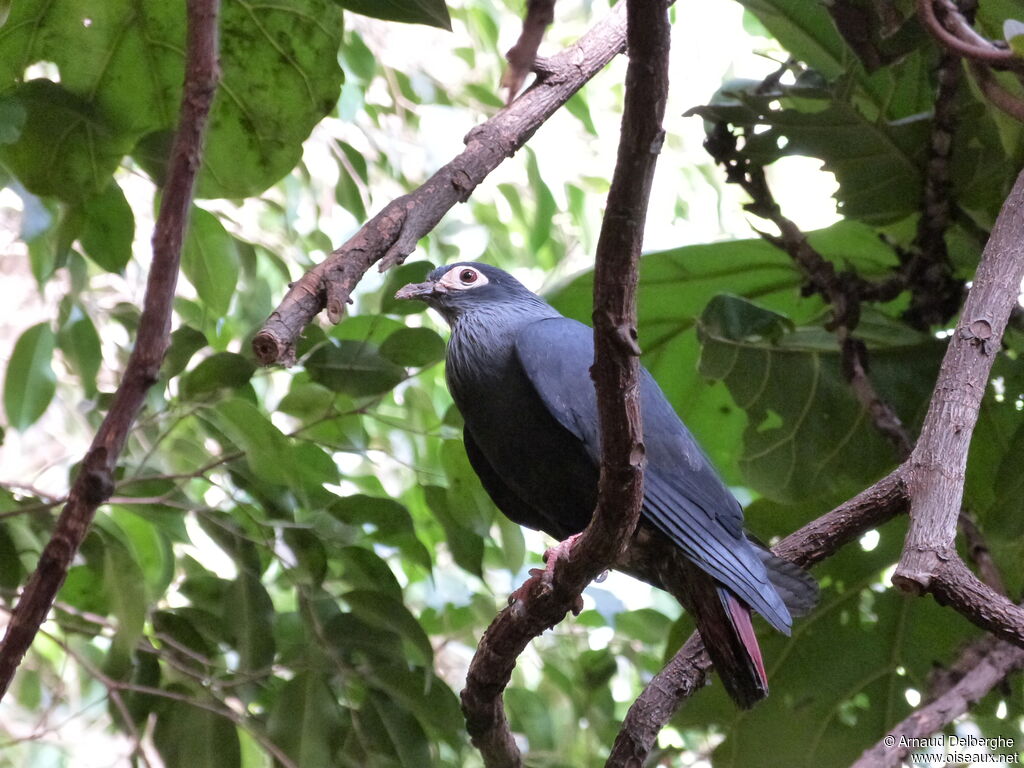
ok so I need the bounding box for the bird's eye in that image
[459,268,478,284]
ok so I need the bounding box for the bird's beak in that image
[394,280,444,301]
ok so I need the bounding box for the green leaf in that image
[179,352,255,399]
[153,698,241,768]
[366,692,432,768]
[338,545,403,600]
[207,399,296,487]
[367,665,463,742]
[334,0,452,30]
[697,295,942,502]
[379,327,446,367]
[79,180,134,272]
[267,672,345,765]
[736,0,847,78]
[57,304,102,395]
[0,1,343,200]
[162,325,207,379]
[423,485,484,577]
[305,339,406,396]
[224,572,276,673]
[182,208,239,317]
[99,532,148,672]
[343,589,433,667]
[0,80,133,203]
[4,322,56,430]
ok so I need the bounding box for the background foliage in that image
[0,0,1022,766]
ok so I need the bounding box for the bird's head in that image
[394,262,545,325]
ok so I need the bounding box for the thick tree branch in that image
[607,468,911,766]
[894,168,1024,605]
[460,3,670,766]
[252,2,631,366]
[0,0,221,701]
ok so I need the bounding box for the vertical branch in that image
[893,168,1024,596]
[0,0,222,700]
[459,2,670,765]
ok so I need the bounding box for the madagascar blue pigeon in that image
[396,262,817,707]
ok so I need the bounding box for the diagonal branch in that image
[851,634,1024,768]
[0,0,222,701]
[460,2,671,765]
[252,1,631,366]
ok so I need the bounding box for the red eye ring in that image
[459,268,478,284]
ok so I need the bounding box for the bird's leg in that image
[507,533,585,615]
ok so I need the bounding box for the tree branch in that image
[851,636,1024,768]
[606,468,911,767]
[0,0,221,701]
[460,2,670,765]
[894,167,1024,610]
[501,0,556,103]
[252,1,631,366]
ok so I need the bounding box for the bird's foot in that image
[507,534,585,616]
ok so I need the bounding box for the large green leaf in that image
[0,0,343,200]
[305,339,406,397]
[179,352,255,399]
[224,572,276,673]
[0,80,134,202]
[343,589,434,667]
[736,0,847,78]
[57,303,102,396]
[206,398,297,487]
[697,295,941,502]
[4,322,56,430]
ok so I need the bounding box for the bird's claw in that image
[507,534,586,615]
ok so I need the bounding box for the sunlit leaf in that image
[4,322,56,431]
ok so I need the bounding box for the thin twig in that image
[0,0,222,701]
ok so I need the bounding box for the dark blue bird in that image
[396,262,817,707]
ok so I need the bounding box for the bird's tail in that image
[670,554,768,708]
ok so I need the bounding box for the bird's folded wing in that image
[515,316,792,633]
